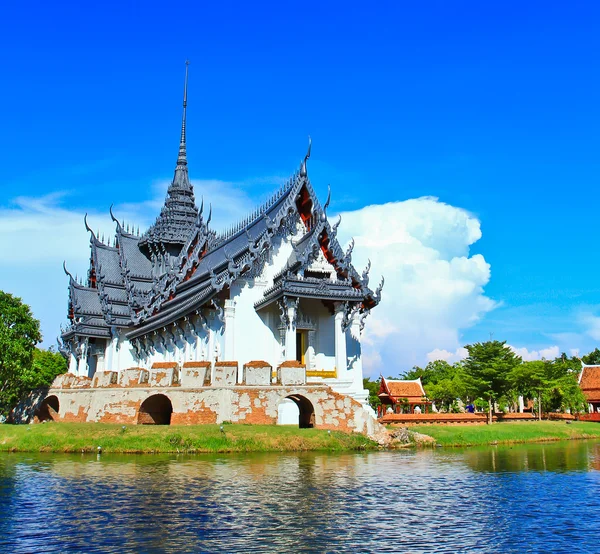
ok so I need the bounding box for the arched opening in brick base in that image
[138,394,173,425]
[36,395,59,422]
[285,394,315,429]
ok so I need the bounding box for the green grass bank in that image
[0,422,377,454]
[411,421,600,447]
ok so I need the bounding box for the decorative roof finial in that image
[300,135,311,177]
[177,60,190,168]
[320,184,331,222]
[63,261,74,281]
[83,213,99,242]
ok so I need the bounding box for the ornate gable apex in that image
[139,61,198,255]
[306,248,336,276]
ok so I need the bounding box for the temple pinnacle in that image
[177,60,190,167]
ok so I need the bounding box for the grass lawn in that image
[411,420,600,447]
[0,422,377,454]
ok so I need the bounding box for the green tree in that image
[363,377,381,411]
[547,372,587,414]
[509,361,549,421]
[582,348,600,365]
[22,347,67,391]
[403,360,469,411]
[0,291,42,415]
[402,360,453,387]
[463,340,522,424]
[426,374,467,411]
[401,365,435,385]
[543,354,588,414]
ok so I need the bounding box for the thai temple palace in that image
[579,364,600,414]
[376,377,430,418]
[42,64,385,435]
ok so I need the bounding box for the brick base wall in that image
[38,384,385,440]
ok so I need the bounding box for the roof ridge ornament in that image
[63,261,75,281]
[83,213,100,243]
[109,204,124,233]
[374,276,385,303]
[320,185,331,222]
[331,214,342,236]
[362,259,371,287]
[300,135,311,177]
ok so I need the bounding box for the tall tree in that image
[463,340,522,424]
[509,361,549,421]
[403,360,454,387]
[582,348,600,365]
[22,348,67,391]
[543,354,588,414]
[363,377,382,411]
[0,291,42,415]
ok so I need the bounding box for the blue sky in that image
[1,1,599,371]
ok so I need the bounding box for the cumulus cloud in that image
[509,345,560,361]
[426,347,468,364]
[336,197,497,376]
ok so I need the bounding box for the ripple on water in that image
[1,441,600,553]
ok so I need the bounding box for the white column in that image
[284,298,298,361]
[278,329,286,365]
[307,330,317,370]
[518,395,524,413]
[349,310,363,389]
[334,302,347,374]
[69,352,77,374]
[77,340,88,377]
[224,299,236,361]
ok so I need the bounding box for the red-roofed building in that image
[377,376,431,417]
[579,364,600,412]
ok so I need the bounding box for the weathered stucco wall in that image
[40,375,384,440]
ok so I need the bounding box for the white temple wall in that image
[229,282,282,368]
[117,334,136,370]
[313,309,336,371]
[226,235,294,368]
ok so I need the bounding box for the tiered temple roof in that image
[378,377,427,404]
[579,364,600,403]
[61,66,382,346]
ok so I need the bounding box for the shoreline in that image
[0,422,378,454]
[3,421,600,454]
[409,420,600,448]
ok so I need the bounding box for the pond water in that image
[1,440,600,553]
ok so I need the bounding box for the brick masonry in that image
[37,372,386,441]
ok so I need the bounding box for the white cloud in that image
[509,345,560,361]
[579,312,600,341]
[426,347,468,364]
[336,197,497,376]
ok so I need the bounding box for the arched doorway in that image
[277,398,300,425]
[138,394,173,425]
[284,394,315,429]
[36,395,60,422]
